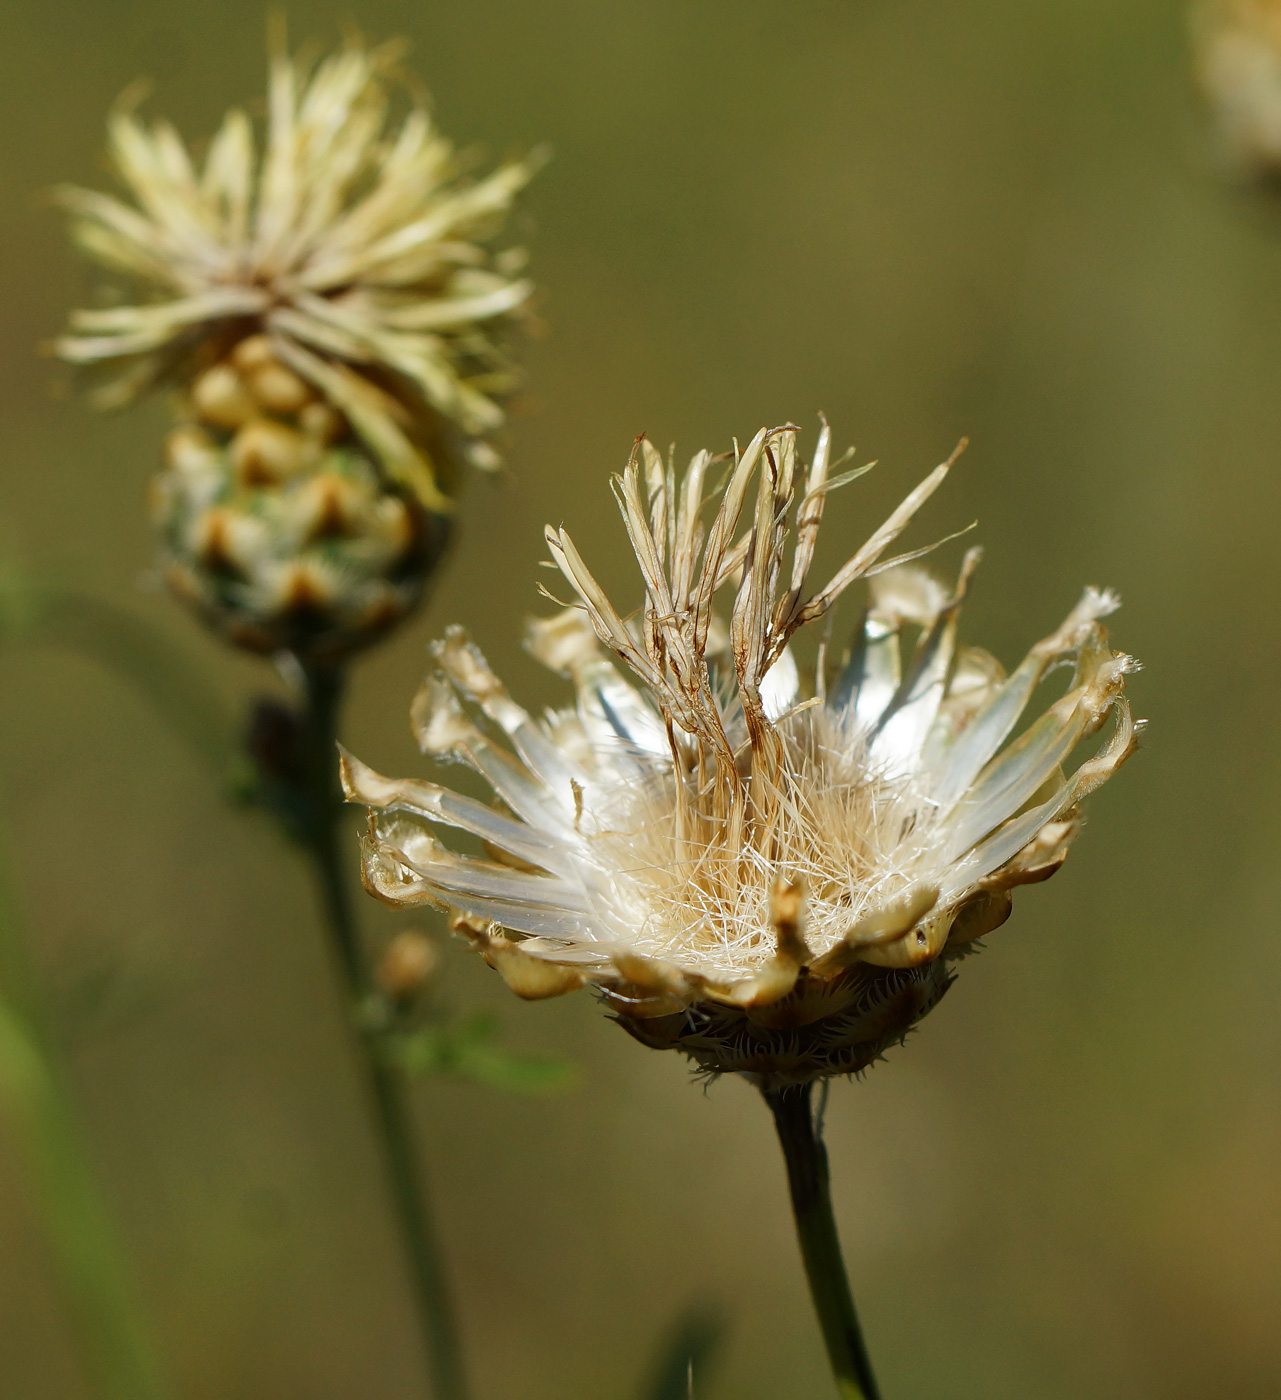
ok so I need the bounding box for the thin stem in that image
[0,817,168,1400]
[298,662,470,1400]
[762,1083,881,1400]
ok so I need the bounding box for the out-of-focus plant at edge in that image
[45,24,569,1400]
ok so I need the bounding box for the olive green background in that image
[0,1,1276,1397]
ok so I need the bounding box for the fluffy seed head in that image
[344,422,1140,1087]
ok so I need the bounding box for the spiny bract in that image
[344,422,1140,1086]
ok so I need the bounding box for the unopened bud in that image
[377,930,440,1002]
[247,360,315,418]
[55,33,540,664]
[192,363,257,430]
[232,419,313,486]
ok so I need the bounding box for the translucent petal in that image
[394,848,595,916]
[869,611,957,774]
[941,782,1070,895]
[341,752,573,875]
[587,680,668,758]
[760,647,800,721]
[410,687,578,836]
[926,587,1119,810]
[421,889,596,940]
[940,706,1086,862]
[832,612,900,727]
[927,650,1041,806]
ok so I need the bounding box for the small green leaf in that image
[454,1039,579,1095]
[639,1305,726,1400]
[387,1025,451,1077]
[388,1012,578,1094]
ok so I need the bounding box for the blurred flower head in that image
[57,30,540,659]
[1193,0,1281,179]
[57,29,540,501]
[344,423,1139,1086]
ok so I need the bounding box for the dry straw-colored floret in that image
[1193,0,1281,177]
[57,32,539,658]
[345,422,1140,1086]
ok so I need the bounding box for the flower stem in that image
[298,661,470,1400]
[0,817,168,1400]
[762,1083,881,1400]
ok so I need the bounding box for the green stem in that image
[0,823,168,1400]
[298,662,470,1400]
[762,1083,881,1400]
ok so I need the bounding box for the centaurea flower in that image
[344,421,1139,1087]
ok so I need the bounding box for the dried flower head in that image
[57,32,539,658]
[1193,0,1281,178]
[344,423,1139,1087]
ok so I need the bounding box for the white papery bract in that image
[57,32,540,508]
[345,422,1139,1085]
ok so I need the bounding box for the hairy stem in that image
[762,1083,881,1400]
[298,662,469,1400]
[0,820,168,1400]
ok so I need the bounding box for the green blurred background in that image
[0,1,1276,1396]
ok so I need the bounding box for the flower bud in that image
[377,930,441,1003]
[57,32,540,660]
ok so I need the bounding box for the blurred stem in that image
[297,661,470,1400]
[762,1083,881,1400]
[0,820,168,1400]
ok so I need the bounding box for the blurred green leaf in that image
[0,811,170,1400]
[391,1024,451,1076]
[389,1011,578,1095]
[639,1304,726,1400]
[454,1034,579,1094]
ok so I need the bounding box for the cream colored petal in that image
[200,108,255,245]
[408,677,575,835]
[810,881,940,974]
[476,933,587,1000]
[268,333,452,512]
[339,749,571,875]
[371,280,532,331]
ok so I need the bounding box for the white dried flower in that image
[344,423,1139,1085]
[57,31,541,507]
